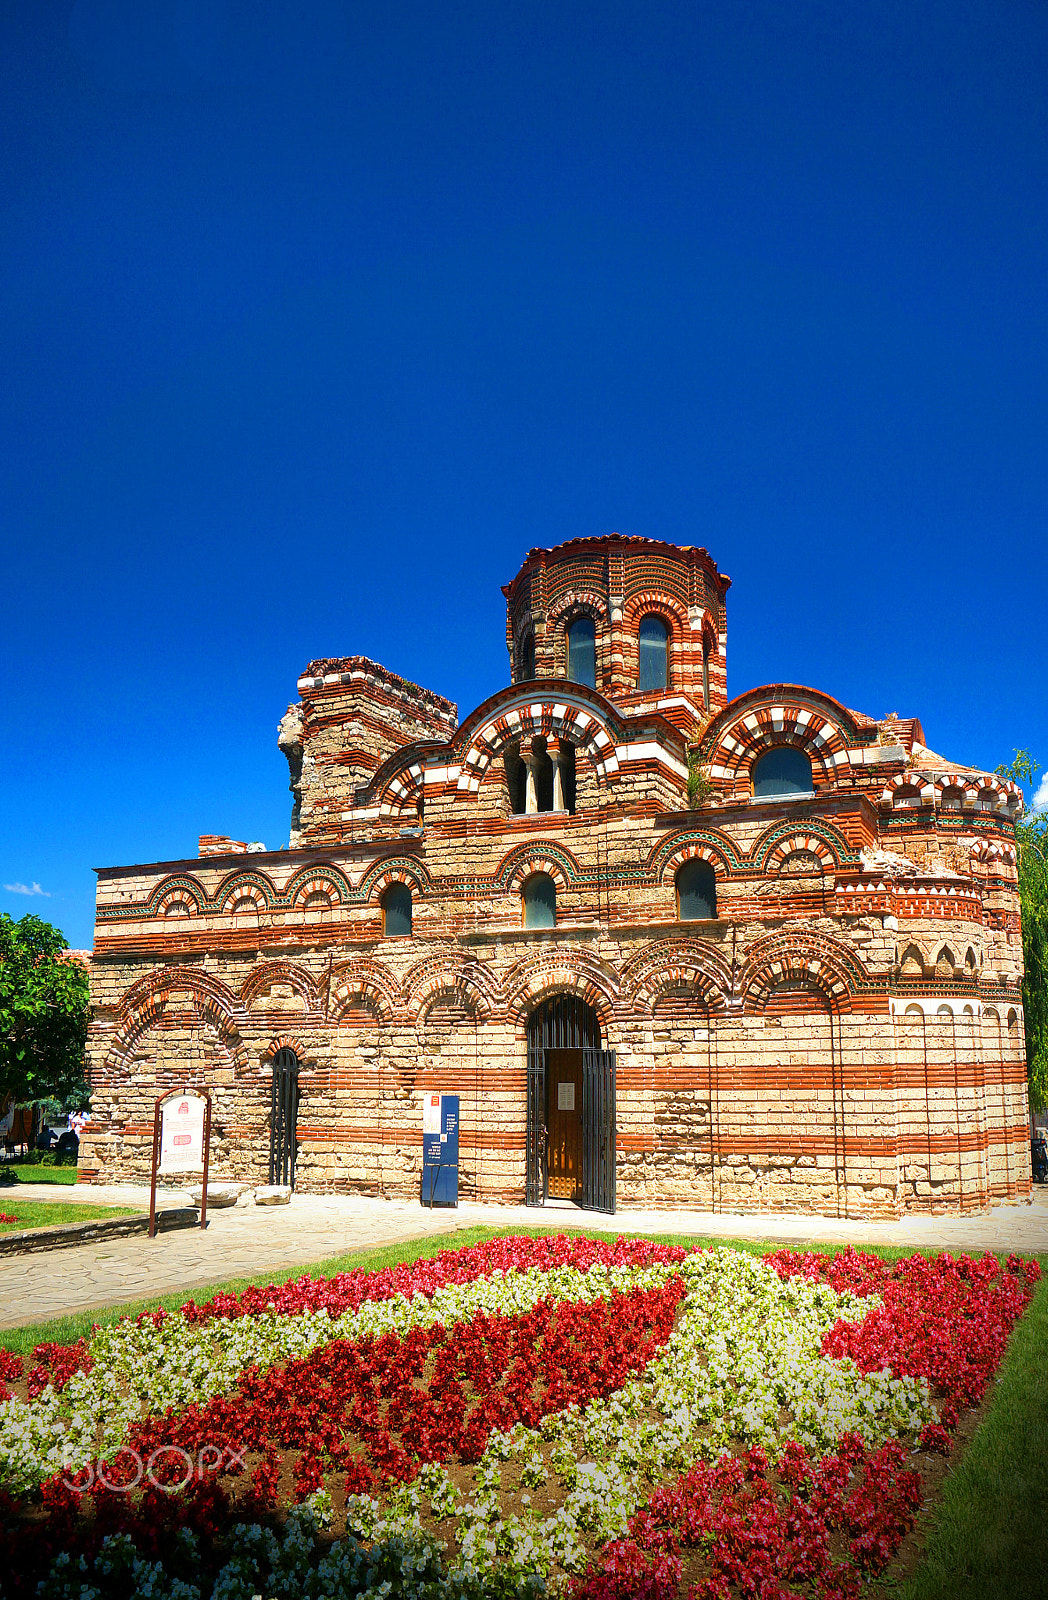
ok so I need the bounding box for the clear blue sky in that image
[2,1,1046,950]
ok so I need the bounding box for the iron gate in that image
[269,1048,299,1187]
[525,996,616,1212]
[581,1047,617,1213]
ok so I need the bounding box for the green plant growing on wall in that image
[687,752,715,809]
[996,750,1047,1112]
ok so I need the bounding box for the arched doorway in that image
[526,994,616,1213]
[269,1047,300,1187]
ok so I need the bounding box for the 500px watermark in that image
[62,1444,245,1494]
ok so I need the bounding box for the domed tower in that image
[501,534,730,735]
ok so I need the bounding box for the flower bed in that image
[0,1237,1038,1599]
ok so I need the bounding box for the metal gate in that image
[581,1047,617,1213]
[269,1048,299,1187]
[525,996,615,1212]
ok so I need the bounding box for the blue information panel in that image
[421,1093,459,1207]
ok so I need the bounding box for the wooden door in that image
[546,1048,583,1199]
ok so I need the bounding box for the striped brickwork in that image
[82,536,1032,1218]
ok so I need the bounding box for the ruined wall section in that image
[279,657,457,849]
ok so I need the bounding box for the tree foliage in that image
[996,752,1048,1111]
[0,914,89,1107]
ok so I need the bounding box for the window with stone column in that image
[508,737,576,815]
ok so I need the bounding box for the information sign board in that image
[159,1093,206,1174]
[421,1092,459,1207]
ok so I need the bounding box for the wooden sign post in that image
[148,1088,212,1239]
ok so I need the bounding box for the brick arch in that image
[214,870,276,914]
[646,827,744,881]
[157,889,199,919]
[878,770,936,812]
[621,590,689,636]
[704,704,852,801]
[762,835,837,876]
[357,857,433,901]
[620,938,730,1014]
[260,1034,306,1062]
[935,773,980,809]
[329,958,398,1022]
[504,950,618,1037]
[495,839,582,894]
[239,961,319,1012]
[402,954,497,1022]
[969,837,1017,867]
[374,758,427,821]
[107,967,244,1074]
[739,933,867,1013]
[283,864,353,907]
[547,590,609,627]
[455,698,625,793]
[147,874,208,916]
[751,818,853,872]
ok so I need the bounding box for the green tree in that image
[996,751,1048,1111]
[0,913,90,1107]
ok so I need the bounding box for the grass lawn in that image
[0,1224,1044,1598]
[0,1199,134,1233]
[0,1162,79,1185]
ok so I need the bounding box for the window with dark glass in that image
[751,746,813,799]
[381,882,412,936]
[522,872,556,929]
[676,859,716,920]
[702,635,711,706]
[566,617,596,687]
[518,633,535,681]
[637,615,669,691]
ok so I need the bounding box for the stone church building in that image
[82,535,1031,1216]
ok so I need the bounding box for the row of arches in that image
[105,931,879,1067]
[107,817,860,932]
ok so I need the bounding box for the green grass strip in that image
[0,1200,135,1234]
[895,1271,1048,1600]
[0,1164,78,1185]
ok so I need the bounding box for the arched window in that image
[751,746,814,799]
[702,633,712,707]
[566,617,596,688]
[518,632,535,682]
[522,872,556,929]
[894,785,921,809]
[676,858,717,920]
[637,615,669,691]
[381,882,412,936]
[941,786,964,810]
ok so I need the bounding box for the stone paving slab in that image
[1,1185,1046,1331]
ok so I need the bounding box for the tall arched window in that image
[381,882,412,936]
[566,617,596,688]
[702,633,712,707]
[676,858,717,920]
[751,746,813,799]
[522,872,556,929]
[637,615,669,691]
[518,632,535,682]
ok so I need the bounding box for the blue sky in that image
[2,1,1046,950]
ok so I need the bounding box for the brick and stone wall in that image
[81,535,1032,1218]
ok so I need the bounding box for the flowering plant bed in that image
[0,1235,1039,1599]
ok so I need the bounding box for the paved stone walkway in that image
[1,1182,1046,1330]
